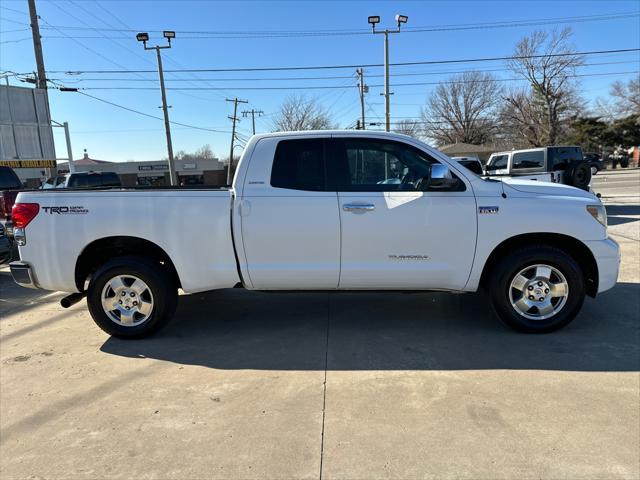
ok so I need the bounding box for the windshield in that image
[0,167,22,190]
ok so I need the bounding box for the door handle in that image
[343,203,375,212]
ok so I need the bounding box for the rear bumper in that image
[585,237,620,294]
[10,261,40,289]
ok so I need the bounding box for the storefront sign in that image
[0,159,57,168]
[138,164,169,171]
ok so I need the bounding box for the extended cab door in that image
[238,136,341,289]
[330,136,477,290]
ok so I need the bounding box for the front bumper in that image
[10,261,39,289]
[585,237,620,294]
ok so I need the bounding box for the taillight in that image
[12,203,40,228]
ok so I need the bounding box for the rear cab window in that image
[548,147,583,171]
[270,138,325,191]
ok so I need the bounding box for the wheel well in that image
[480,233,599,297]
[75,236,181,291]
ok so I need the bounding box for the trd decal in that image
[42,206,89,215]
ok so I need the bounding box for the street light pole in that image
[136,31,177,186]
[368,14,408,132]
[63,122,75,173]
[154,46,176,186]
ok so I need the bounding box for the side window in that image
[512,151,544,170]
[488,155,508,170]
[271,139,325,191]
[328,138,443,192]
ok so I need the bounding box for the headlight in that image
[587,204,607,228]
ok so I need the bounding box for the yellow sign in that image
[0,159,57,168]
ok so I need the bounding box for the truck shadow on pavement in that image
[100,282,640,372]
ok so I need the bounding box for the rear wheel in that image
[488,246,585,333]
[86,256,177,339]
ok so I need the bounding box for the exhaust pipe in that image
[60,292,86,308]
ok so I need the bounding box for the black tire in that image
[86,256,178,339]
[488,245,585,333]
[564,160,592,190]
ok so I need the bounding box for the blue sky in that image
[1,0,639,162]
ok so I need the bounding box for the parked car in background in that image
[41,171,122,189]
[584,153,604,175]
[0,223,12,264]
[451,156,484,175]
[485,146,592,191]
[0,166,24,237]
[11,131,618,338]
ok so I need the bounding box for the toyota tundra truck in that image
[9,131,620,338]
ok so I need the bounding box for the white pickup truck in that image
[9,131,619,338]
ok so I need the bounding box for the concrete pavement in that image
[1,171,638,479]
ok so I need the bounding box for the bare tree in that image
[171,144,217,161]
[421,71,502,146]
[393,119,422,138]
[506,28,584,145]
[272,95,334,131]
[610,78,640,116]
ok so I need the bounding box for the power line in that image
[69,70,640,91]
[34,11,639,38]
[50,60,640,83]
[43,48,640,74]
[68,90,231,133]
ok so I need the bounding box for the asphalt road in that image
[1,170,638,480]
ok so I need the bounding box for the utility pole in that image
[27,0,47,90]
[136,31,177,186]
[227,97,248,184]
[368,14,408,132]
[356,68,367,130]
[242,109,264,135]
[63,122,75,173]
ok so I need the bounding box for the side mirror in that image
[427,164,457,190]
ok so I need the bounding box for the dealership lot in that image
[1,170,638,479]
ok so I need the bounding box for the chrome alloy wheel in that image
[101,275,154,326]
[508,264,569,320]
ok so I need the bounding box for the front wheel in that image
[488,246,585,333]
[86,256,178,339]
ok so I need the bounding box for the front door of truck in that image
[330,137,477,290]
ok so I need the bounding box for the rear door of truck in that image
[237,135,341,289]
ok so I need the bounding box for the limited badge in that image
[479,206,499,214]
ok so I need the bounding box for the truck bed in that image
[14,188,239,293]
